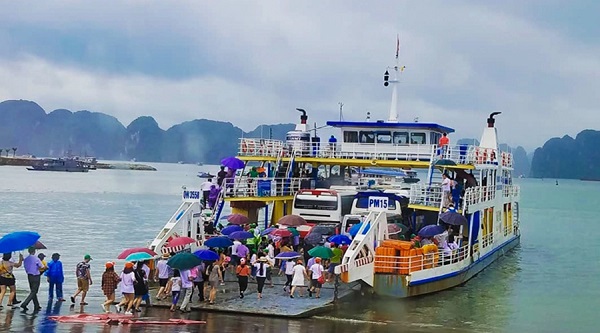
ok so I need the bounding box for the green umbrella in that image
[287,227,300,237]
[308,246,334,259]
[167,252,203,270]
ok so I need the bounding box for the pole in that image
[338,102,344,121]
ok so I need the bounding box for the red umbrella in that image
[167,237,196,248]
[117,247,158,260]
[34,240,47,250]
[227,214,250,225]
[271,229,292,238]
[277,215,307,227]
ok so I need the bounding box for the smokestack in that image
[296,108,307,124]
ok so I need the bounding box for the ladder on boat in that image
[335,211,387,286]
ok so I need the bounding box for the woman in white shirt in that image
[308,257,324,298]
[116,262,136,314]
[252,257,271,299]
[290,260,308,298]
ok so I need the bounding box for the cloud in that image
[0,1,598,151]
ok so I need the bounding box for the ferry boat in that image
[148,46,520,298]
[27,157,90,172]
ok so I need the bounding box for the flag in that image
[396,35,399,59]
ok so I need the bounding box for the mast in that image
[384,36,404,122]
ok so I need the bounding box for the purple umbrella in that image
[418,225,445,238]
[275,251,301,259]
[228,231,254,240]
[221,225,243,236]
[439,211,468,226]
[261,227,276,236]
[220,157,244,170]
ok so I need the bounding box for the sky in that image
[0,1,599,151]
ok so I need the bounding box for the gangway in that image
[149,188,205,254]
[335,211,388,286]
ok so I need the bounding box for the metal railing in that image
[374,243,470,275]
[224,177,311,198]
[239,138,284,157]
[481,232,494,248]
[503,185,520,198]
[409,183,444,208]
[463,185,497,206]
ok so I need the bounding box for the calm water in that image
[0,163,599,332]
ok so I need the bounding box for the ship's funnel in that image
[296,108,308,124]
[487,112,501,128]
[479,112,501,150]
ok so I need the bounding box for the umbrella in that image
[275,251,301,260]
[439,211,468,226]
[308,246,334,259]
[418,225,445,238]
[167,237,196,248]
[220,157,244,170]
[204,236,233,248]
[271,229,292,238]
[34,240,47,250]
[261,227,276,236]
[0,231,41,253]
[435,159,457,166]
[194,249,219,261]
[167,252,203,270]
[228,231,254,240]
[349,222,371,237]
[387,223,408,235]
[125,252,155,262]
[227,214,250,225]
[304,232,324,246]
[221,225,243,236]
[328,234,352,245]
[277,215,307,227]
[117,247,158,260]
[287,227,300,237]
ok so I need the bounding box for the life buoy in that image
[241,140,248,153]
[371,159,377,166]
[507,154,511,166]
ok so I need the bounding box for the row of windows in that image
[343,131,443,145]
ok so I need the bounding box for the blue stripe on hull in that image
[373,235,520,298]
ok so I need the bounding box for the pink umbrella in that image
[277,215,307,227]
[167,237,196,248]
[117,247,158,260]
[34,240,47,250]
[227,214,250,225]
[271,229,292,238]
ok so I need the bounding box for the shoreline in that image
[0,156,157,171]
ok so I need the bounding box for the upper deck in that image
[237,138,513,169]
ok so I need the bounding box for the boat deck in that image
[151,274,357,318]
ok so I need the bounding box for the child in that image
[168,269,182,312]
[101,262,120,313]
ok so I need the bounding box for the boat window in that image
[410,132,426,144]
[376,131,392,144]
[359,131,375,144]
[430,132,441,146]
[344,131,358,143]
[393,131,409,145]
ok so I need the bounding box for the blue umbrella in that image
[228,231,254,240]
[349,222,371,237]
[194,249,219,261]
[220,157,244,170]
[261,227,276,236]
[0,231,41,253]
[328,234,352,245]
[418,225,445,238]
[125,252,154,262]
[275,251,301,260]
[439,211,468,226]
[204,236,233,248]
[221,225,243,236]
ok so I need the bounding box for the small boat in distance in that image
[197,171,215,179]
[27,158,90,172]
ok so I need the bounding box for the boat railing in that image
[503,185,520,197]
[374,243,470,275]
[466,147,513,168]
[239,138,285,157]
[463,185,497,206]
[481,232,494,248]
[224,177,311,198]
[409,183,443,208]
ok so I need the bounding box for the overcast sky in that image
[1,1,598,151]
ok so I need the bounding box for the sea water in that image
[0,163,599,332]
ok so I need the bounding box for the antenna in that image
[338,102,344,121]
[366,112,371,121]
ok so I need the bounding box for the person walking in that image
[308,257,324,298]
[0,253,23,308]
[132,262,148,312]
[21,247,44,311]
[116,262,135,314]
[178,268,194,313]
[290,260,308,298]
[192,262,205,302]
[235,258,250,299]
[45,253,65,302]
[206,261,222,305]
[283,258,295,293]
[168,270,182,312]
[100,262,120,313]
[70,254,92,305]
[253,257,271,299]
[140,261,151,308]
[155,253,170,300]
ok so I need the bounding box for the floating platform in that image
[151,275,357,318]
